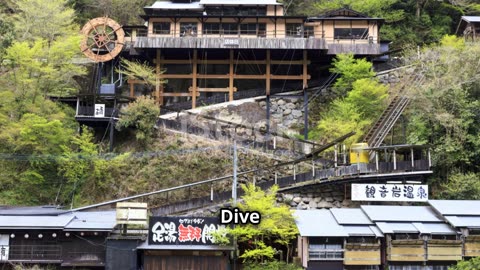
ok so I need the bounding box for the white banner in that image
[352,184,428,202]
[94,104,105,118]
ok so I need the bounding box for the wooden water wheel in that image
[80,17,125,62]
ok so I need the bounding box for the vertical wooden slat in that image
[266,49,271,95]
[229,49,234,101]
[192,49,198,108]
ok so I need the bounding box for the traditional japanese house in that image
[0,206,117,269]
[361,205,460,270]
[137,216,233,270]
[295,209,383,270]
[429,200,480,259]
[456,16,480,41]
[295,205,466,270]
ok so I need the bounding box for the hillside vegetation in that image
[0,0,480,207]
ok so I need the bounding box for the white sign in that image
[224,39,239,46]
[352,184,428,202]
[0,235,9,261]
[94,104,105,117]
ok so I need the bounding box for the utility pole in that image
[232,139,238,270]
[232,139,238,205]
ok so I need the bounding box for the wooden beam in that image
[192,49,198,109]
[271,74,311,80]
[160,92,199,97]
[155,59,310,65]
[197,74,230,79]
[229,49,234,101]
[266,49,271,95]
[303,50,308,89]
[158,74,194,79]
[190,87,237,93]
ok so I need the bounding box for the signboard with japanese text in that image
[0,235,9,261]
[94,104,105,117]
[352,184,428,202]
[148,217,226,245]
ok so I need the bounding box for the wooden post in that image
[302,50,308,89]
[393,149,397,170]
[229,49,234,101]
[155,49,161,104]
[266,49,271,95]
[411,147,415,169]
[129,81,134,98]
[192,49,198,109]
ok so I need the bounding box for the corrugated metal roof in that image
[137,242,235,250]
[444,216,480,228]
[376,222,419,234]
[361,206,441,222]
[146,1,204,10]
[331,208,374,225]
[462,16,480,23]
[412,223,456,235]
[429,200,480,216]
[0,206,66,216]
[200,0,281,5]
[294,210,348,237]
[64,211,117,231]
[0,216,74,229]
[343,226,380,237]
[370,225,384,237]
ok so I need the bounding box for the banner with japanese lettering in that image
[351,184,428,202]
[148,217,226,245]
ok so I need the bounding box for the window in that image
[389,266,423,270]
[334,28,369,39]
[222,23,238,35]
[240,24,257,35]
[304,26,314,38]
[180,23,197,37]
[203,23,220,35]
[286,23,303,37]
[152,22,170,35]
[308,243,343,260]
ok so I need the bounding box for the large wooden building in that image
[75,0,385,121]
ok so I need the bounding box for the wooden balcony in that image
[464,236,480,257]
[427,240,462,261]
[388,240,425,262]
[344,243,381,265]
[134,36,327,50]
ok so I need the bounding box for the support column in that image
[266,49,271,136]
[192,49,198,109]
[302,50,308,89]
[155,49,161,104]
[229,49,234,101]
[302,50,308,139]
[266,49,271,95]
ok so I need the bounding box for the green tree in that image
[310,77,387,145]
[216,184,298,264]
[403,35,480,178]
[330,54,375,96]
[436,172,480,200]
[116,95,161,145]
[449,256,480,270]
[13,0,77,43]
